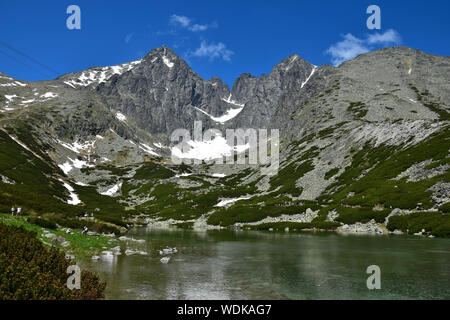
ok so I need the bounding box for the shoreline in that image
[133,214,442,239]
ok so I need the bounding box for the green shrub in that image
[0,129,132,222]
[439,202,450,213]
[133,162,174,180]
[347,101,368,119]
[312,220,341,230]
[89,223,120,235]
[0,223,106,300]
[175,221,194,229]
[324,168,339,180]
[386,216,408,232]
[27,217,57,230]
[244,220,340,231]
[321,127,450,211]
[387,212,450,238]
[335,206,390,224]
[245,222,312,231]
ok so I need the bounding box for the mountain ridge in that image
[0,45,449,237]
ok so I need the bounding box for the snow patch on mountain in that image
[215,196,252,207]
[5,95,17,101]
[116,112,127,122]
[63,59,142,87]
[56,139,97,154]
[0,81,26,87]
[194,105,244,124]
[221,94,245,107]
[171,135,249,161]
[301,66,317,89]
[162,56,174,68]
[174,173,193,178]
[70,157,93,169]
[58,179,81,205]
[58,162,73,175]
[58,157,94,174]
[100,182,123,196]
[40,92,57,99]
[138,143,160,156]
[154,142,167,149]
[212,173,226,178]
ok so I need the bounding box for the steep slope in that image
[272,47,449,141]
[229,54,316,129]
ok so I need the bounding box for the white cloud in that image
[124,33,133,44]
[167,15,229,61]
[170,14,191,28]
[326,34,370,66]
[326,29,402,66]
[191,41,234,61]
[367,29,401,45]
[170,14,216,32]
[189,24,208,32]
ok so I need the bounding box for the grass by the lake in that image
[0,213,117,259]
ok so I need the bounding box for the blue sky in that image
[0,0,449,87]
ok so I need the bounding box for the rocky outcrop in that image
[337,220,387,235]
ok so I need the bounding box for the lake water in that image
[80,227,450,300]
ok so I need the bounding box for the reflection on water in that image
[79,228,450,300]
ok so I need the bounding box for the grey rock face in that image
[96,46,232,138]
[94,48,317,139]
[230,55,315,130]
[271,47,450,141]
[4,45,448,150]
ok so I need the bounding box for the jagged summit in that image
[143,45,178,58]
[52,46,318,94]
[54,46,185,88]
[3,45,449,139]
[271,53,314,72]
[141,46,184,68]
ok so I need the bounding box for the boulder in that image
[160,257,170,264]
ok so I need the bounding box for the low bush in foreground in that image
[0,223,106,300]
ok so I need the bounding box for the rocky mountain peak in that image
[270,54,313,74]
[141,46,183,68]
